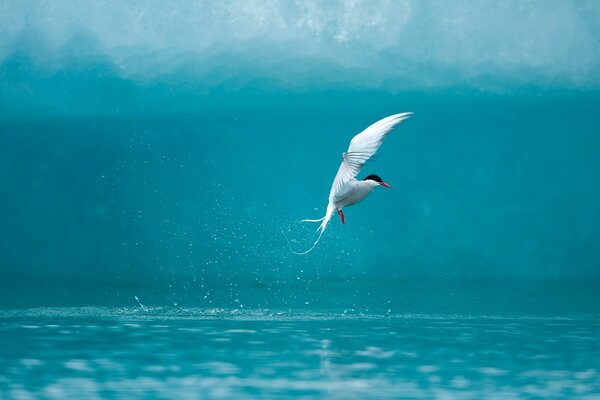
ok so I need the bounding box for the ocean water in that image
[1,308,599,399]
[2,1,600,398]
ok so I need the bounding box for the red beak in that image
[379,182,391,188]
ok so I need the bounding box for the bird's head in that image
[363,174,391,188]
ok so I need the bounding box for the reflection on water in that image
[1,308,599,398]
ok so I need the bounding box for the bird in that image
[291,112,413,255]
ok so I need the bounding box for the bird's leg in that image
[338,209,345,224]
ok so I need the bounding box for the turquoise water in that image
[1,308,599,399]
[2,1,600,398]
[1,282,599,398]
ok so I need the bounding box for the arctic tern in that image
[291,112,413,255]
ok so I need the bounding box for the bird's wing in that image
[328,112,413,203]
[291,112,412,255]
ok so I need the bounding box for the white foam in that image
[63,360,93,372]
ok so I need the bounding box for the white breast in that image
[333,180,374,209]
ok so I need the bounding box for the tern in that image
[291,112,413,255]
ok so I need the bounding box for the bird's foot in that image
[338,209,345,224]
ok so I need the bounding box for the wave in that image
[1,0,599,93]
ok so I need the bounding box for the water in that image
[1,283,599,398]
[1,308,599,399]
[2,1,600,398]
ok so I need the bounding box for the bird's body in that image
[291,112,413,255]
[333,179,377,209]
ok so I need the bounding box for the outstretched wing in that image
[328,112,413,203]
[291,112,413,255]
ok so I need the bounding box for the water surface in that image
[1,307,599,399]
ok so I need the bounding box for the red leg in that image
[338,209,345,224]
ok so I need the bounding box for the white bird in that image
[292,112,413,255]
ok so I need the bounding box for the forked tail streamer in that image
[282,204,336,255]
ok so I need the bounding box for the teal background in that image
[0,0,599,307]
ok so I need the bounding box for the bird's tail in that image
[286,204,336,255]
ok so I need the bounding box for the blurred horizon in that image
[2,1,600,120]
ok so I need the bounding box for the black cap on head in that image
[363,174,383,183]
